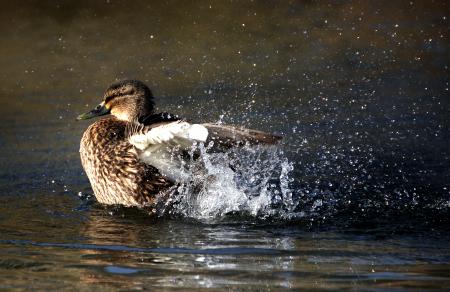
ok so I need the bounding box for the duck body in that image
[77,80,281,210]
[80,116,175,207]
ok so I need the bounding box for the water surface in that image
[0,0,449,290]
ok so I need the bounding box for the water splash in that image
[155,134,450,227]
[168,143,300,221]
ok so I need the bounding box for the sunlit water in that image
[0,1,449,290]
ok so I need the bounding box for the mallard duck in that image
[77,80,281,209]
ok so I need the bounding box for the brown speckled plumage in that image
[80,116,174,207]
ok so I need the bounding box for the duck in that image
[77,79,281,210]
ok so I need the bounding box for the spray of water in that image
[166,142,302,221]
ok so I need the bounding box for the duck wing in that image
[138,112,181,125]
[129,120,209,182]
[128,117,282,182]
[202,123,282,150]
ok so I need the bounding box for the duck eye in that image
[95,104,102,110]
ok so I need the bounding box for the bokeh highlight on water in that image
[0,0,449,290]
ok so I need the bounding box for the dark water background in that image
[0,0,449,290]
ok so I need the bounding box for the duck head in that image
[77,79,155,122]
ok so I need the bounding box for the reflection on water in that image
[1,206,450,290]
[1,190,450,289]
[0,0,449,290]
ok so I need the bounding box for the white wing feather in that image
[129,122,209,182]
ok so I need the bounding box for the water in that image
[0,0,449,290]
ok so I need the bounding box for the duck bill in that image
[77,102,110,120]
